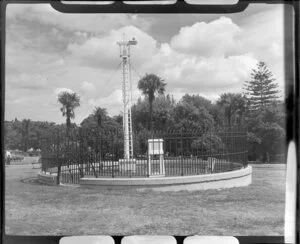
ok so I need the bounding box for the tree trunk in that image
[66,116,71,138]
[25,137,28,152]
[66,116,71,128]
[149,101,153,131]
[66,107,71,138]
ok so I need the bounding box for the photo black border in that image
[1,0,298,243]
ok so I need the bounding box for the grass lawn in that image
[5,158,286,236]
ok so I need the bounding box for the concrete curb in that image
[79,166,252,191]
[37,171,57,185]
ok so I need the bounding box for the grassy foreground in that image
[5,159,286,236]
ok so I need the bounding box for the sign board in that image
[148,139,164,155]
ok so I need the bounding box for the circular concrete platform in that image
[79,165,252,191]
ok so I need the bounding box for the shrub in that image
[191,133,225,157]
[10,155,24,161]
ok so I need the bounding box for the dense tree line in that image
[4,62,286,162]
[4,119,58,151]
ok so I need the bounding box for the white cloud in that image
[169,54,257,91]
[269,42,282,58]
[6,97,30,105]
[139,37,258,94]
[88,88,142,116]
[171,89,220,103]
[6,4,152,33]
[5,36,67,79]
[80,81,95,93]
[139,10,283,95]
[54,87,74,96]
[67,25,157,69]
[74,31,88,38]
[51,58,65,66]
[7,73,48,90]
[170,17,241,57]
[238,6,284,63]
[88,89,122,116]
[238,6,284,92]
[5,5,285,123]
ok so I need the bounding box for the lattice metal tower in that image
[117,36,137,160]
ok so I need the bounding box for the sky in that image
[5,3,286,124]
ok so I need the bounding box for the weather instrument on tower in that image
[117,36,137,162]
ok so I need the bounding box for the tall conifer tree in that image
[243,61,279,110]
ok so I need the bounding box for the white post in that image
[148,154,151,176]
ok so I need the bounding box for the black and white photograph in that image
[4,1,291,238]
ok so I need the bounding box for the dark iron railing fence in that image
[40,127,247,184]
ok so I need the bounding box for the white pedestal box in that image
[148,139,165,177]
[119,158,136,173]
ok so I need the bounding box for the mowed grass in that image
[5,158,286,236]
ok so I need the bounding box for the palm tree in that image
[93,107,108,128]
[137,73,166,130]
[57,91,80,129]
[217,93,247,127]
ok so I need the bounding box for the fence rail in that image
[40,128,248,184]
